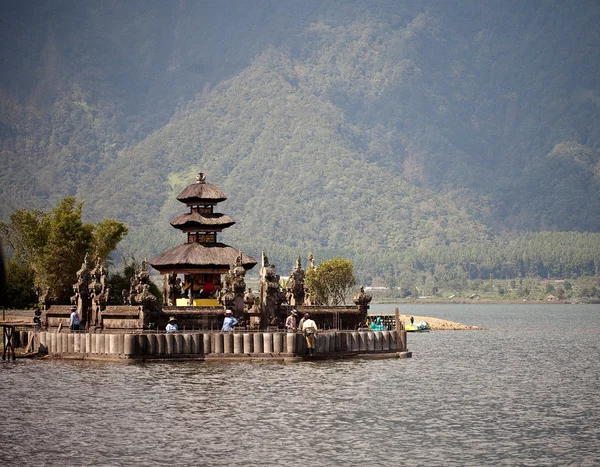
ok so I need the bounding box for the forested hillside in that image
[1,0,599,285]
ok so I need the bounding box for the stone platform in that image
[14,329,411,362]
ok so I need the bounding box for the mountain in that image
[1,0,600,283]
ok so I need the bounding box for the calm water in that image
[1,304,599,466]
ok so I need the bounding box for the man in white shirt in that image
[69,305,80,331]
[166,317,179,333]
[301,313,318,355]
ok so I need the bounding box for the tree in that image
[0,197,128,304]
[305,257,356,305]
[3,258,37,308]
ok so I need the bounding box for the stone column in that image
[390,330,397,350]
[213,333,224,354]
[374,331,383,351]
[233,333,243,354]
[165,334,175,355]
[253,333,263,354]
[329,333,337,353]
[85,333,92,354]
[366,331,375,351]
[273,333,283,354]
[382,331,390,351]
[124,334,136,357]
[117,334,125,355]
[263,333,273,353]
[203,333,211,354]
[49,332,57,354]
[156,334,166,355]
[358,331,367,351]
[223,333,233,354]
[137,334,147,355]
[243,333,253,354]
[174,334,183,354]
[286,333,296,354]
[351,332,359,352]
[109,334,119,355]
[147,334,157,355]
[192,333,202,354]
[183,334,193,354]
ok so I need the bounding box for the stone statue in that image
[88,256,110,327]
[287,255,305,306]
[353,286,373,324]
[71,256,92,328]
[39,286,55,310]
[308,252,315,270]
[128,259,159,310]
[219,251,247,315]
[259,251,285,328]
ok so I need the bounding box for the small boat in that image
[405,321,431,332]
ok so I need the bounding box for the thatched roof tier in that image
[170,212,235,231]
[177,182,227,204]
[149,242,257,273]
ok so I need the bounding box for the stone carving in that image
[196,172,206,184]
[308,252,315,270]
[353,286,373,306]
[163,272,182,306]
[128,259,159,310]
[89,256,110,326]
[219,251,247,315]
[259,250,285,328]
[71,255,92,328]
[287,255,305,306]
[353,286,372,324]
[39,286,55,310]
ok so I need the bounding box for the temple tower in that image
[149,173,257,307]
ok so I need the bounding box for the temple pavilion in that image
[149,173,257,307]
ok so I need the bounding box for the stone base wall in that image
[27,329,410,361]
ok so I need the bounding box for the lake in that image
[1,304,599,466]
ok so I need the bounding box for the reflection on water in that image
[1,305,599,466]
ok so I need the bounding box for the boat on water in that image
[405,321,431,332]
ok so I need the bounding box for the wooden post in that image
[394,307,406,351]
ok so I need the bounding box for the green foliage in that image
[0,197,128,304]
[4,258,37,309]
[1,2,600,288]
[305,257,356,305]
[106,256,162,305]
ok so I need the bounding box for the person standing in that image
[301,313,318,356]
[285,309,298,331]
[222,309,238,331]
[69,305,80,331]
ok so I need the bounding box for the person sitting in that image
[222,309,238,331]
[166,316,179,333]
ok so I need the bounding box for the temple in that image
[20,170,412,361]
[149,172,257,308]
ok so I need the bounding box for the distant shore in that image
[372,298,599,305]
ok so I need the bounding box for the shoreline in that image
[372,299,599,305]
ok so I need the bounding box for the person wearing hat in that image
[69,305,80,331]
[285,309,298,331]
[166,316,179,333]
[300,313,318,355]
[222,309,238,331]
